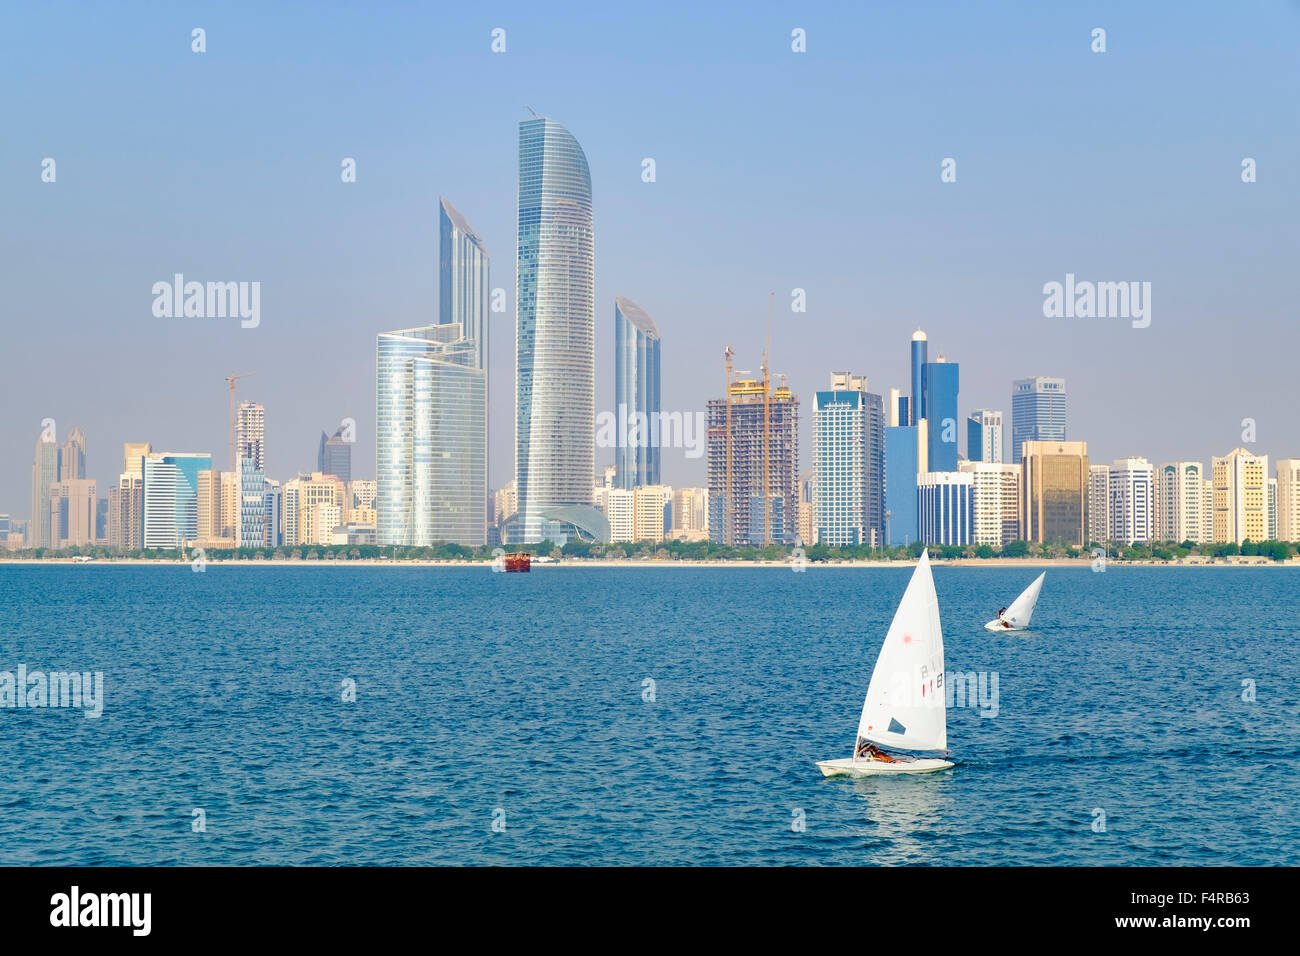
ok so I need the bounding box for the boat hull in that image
[984,619,1020,631]
[816,756,954,777]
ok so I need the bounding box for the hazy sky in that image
[3,1,1298,515]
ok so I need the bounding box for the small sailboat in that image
[984,572,1045,631]
[817,550,954,777]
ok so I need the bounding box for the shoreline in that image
[1,557,1295,569]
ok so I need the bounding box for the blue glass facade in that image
[142,453,210,549]
[919,472,974,545]
[909,332,927,425]
[1011,377,1067,462]
[613,297,661,489]
[884,426,920,546]
[922,360,959,473]
[813,385,885,547]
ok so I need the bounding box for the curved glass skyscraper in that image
[613,296,660,490]
[513,116,602,543]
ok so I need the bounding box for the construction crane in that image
[761,292,774,547]
[723,345,734,546]
[224,371,257,476]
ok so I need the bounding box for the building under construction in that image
[707,359,799,547]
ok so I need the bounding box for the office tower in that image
[1201,478,1215,543]
[283,472,347,546]
[1011,377,1067,462]
[967,410,1003,464]
[593,485,634,542]
[142,453,211,549]
[918,471,974,546]
[49,479,97,547]
[1276,460,1300,543]
[884,425,923,546]
[439,195,490,372]
[909,330,927,425]
[236,402,265,471]
[60,426,86,480]
[30,430,60,548]
[196,470,223,540]
[220,472,238,538]
[613,296,662,489]
[318,427,352,483]
[376,324,487,546]
[1267,477,1278,540]
[1020,440,1089,546]
[263,478,282,548]
[513,115,601,544]
[706,369,799,546]
[345,479,377,522]
[107,487,121,548]
[95,498,107,542]
[494,480,518,528]
[111,442,150,552]
[1157,462,1208,544]
[1108,457,1155,546]
[1212,448,1268,545]
[1088,464,1111,545]
[796,471,815,546]
[236,458,267,548]
[671,488,709,537]
[960,461,1020,547]
[812,373,884,547]
[631,485,672,543]
[922,356,960,472]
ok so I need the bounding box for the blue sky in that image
[3,1,1298,511]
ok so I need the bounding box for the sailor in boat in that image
[995,606,1011,628]
[855,738,896,763]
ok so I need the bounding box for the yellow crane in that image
[224,371,257,476]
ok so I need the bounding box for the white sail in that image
[854,550,946,753]
[1002,572,1045,629]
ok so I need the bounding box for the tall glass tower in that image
[922,355,959,472]
[1011,377,1067,462]
[439,196,490,375]
[512,115,603,544]
[909,330,927,425]
[613,296,661,489]
[376,325,487,546]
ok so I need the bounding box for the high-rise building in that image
[1108,457,1155,546]
[812,373,884,547]
[283,472,347,547]
[1088,464,1110,545]
[109,442,150,551]
[318,428,352,484]
[142,453,211,549]
[1157,462,1209,544]
[376,324,487,546]
[493,480,518,530]
[1020,440,1089,546]
[236,402,265,471]
[884,423,925,546]
[613,296,662,489]
[439,195,490,374]
[513,115,602,545]
[671,487,709,537]
[263,478,282,548]
[1267,476,1278,540]
[1212,448,1268,545]
[1011,377,1067,463]
[593,485,634,543]
[918,471,974,546]
[959,461,1020,547]
[49,479,97,548]
[60,426,86,480]
[887,387,905,429]
[196,469,223,541]
[909,330,927,425]
[967,410,1003,464]
[922,356,960,472]
[632,484,672,543]
[236,457,267,548]
[796,471,815,547]
[30,430,60,548]
[1276,459,1300,543]
[706,371,799,546]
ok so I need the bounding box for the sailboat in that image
[984,572,1045,631]
[817,550,954,777]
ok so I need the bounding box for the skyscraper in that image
[922,356,959,472]
[111,442,150,551]
[959,461,1020,547]
[1020,440,1089,546]
[30,428,59,548]
[884,423,925,546]
[1088,464,1110,545]
[142,453,211,549]
[613,296,662,490]
[236,402,265,471]
[1157,462,1209,544]
[60,426,86,480]
[1011,377,1067,462]
[909,330,927,425]
[236,457,267,548]
[812,373,884,547]
[318,428,352,483]
[512,115,602,544]
[1276,459,1300,544]
[1108,457,1155,546]
[967,410,1003,464]
[49,479,97,548]
[1212,448,1268,545]
[376,324,487,546]
[918,471,974,546]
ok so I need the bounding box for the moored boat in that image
[503,552,531,572]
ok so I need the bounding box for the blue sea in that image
[1,564,1296,866]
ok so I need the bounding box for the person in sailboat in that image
[855,738,896,763]
[995,607,1011,628]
